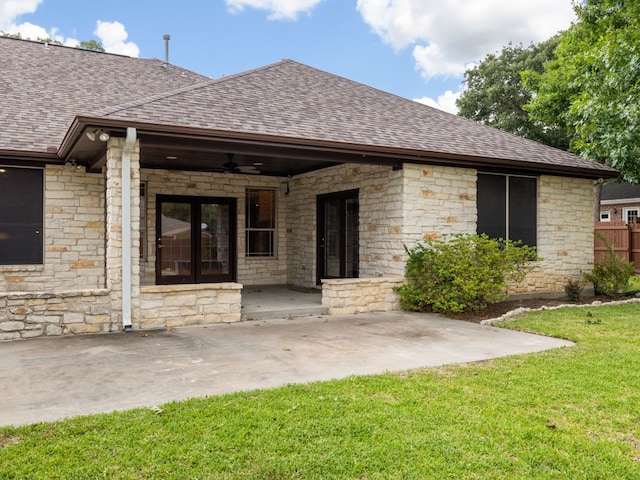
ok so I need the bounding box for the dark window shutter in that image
[477,174,506,240]
[509,176,537,247]
[0,168,43,265]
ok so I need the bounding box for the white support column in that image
[121,127,137,330]
[105,131,141,331]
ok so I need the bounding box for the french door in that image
[317,190,359,283]
[156,195,236,284]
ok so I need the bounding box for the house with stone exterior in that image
[0,37,618,339]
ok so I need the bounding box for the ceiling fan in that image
[219,153,261,175]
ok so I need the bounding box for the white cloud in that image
[357,0,576,79]
[94,20,139,56]
[226,0,324,20]
[0,0,42,29]
[0,1,139,56]
[2,20,48,39]
[414,89,462,115]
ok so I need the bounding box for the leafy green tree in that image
[0,32,22,39]
[36,37,62,45]
[457,37,569,150]
[1,32,104,52]
[525,0,640,183]
[78,39,105,52]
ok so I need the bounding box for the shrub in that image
[583,235,635,297]
[394,234,538,315]
[564,278,584,302]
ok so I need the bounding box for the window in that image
[624,208,639,225]
[600,211,611,222]
[156,195,236,284]
[477,173,537,247]
[245,188,276,257]
[0,167,43,265]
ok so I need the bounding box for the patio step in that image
[240,285,327,321]
[241,305,328,321]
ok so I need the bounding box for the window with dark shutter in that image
[477,173,537,247]
[0,167,43,265]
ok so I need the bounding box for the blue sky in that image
[1,0,576,113]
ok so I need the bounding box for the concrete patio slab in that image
[0,311,573,427]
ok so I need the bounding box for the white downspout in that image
[122,127,137,330]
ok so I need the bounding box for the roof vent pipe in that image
[163,34,170,68]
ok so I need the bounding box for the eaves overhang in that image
[59,116,621,180]
[0,148,60,166]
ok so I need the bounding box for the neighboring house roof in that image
[601,182,640,202]
[0,36,618,179]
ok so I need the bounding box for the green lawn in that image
[2,304,640,479]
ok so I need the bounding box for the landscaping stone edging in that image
[481,297,640,326]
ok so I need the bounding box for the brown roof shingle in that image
[1,37,618,178]
[0,37,208,153]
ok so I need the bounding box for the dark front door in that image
[156,195,236,284]
[317,190,359,283]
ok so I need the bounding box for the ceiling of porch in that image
[70,127,403,177]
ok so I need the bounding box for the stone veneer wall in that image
[401,165,596,295]
[0,165,106,292]
[141,169,288,286]
[523,175,595,294]
[0,139,142,339]
[139,283,242,329]
[401,164,478,244]
[322,277,403,315]
[286,163,405,288]
[0,289,115,341]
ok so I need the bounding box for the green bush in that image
[394,234,538,315]
[583,235,635,297]
[564,278,584,302]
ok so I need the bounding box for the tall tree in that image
[457,37,569,150]
[525,0,640,183]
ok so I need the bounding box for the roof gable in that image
[97,59,616,177]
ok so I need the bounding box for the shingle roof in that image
[0,37,208,153]
[602,182,640,200]
[0,36,618,178]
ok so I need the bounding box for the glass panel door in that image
[317,190,359,283]
[157,196,236,284]
[158,200,193,282]
[323,198,341,278]
[200,203,232,279]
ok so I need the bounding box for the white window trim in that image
[623,207,639,224]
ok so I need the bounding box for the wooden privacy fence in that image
[594,221,640,273]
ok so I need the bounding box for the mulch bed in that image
[450,295,626,323]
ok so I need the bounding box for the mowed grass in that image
[2,304,640,479]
